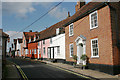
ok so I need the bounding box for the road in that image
[7,57,90,80]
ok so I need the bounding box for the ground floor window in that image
[91,38,99,57]
[57,46,60,55]
[69,43,73,57]
[43,47,45,55]
[34,49,36,54]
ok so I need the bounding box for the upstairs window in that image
[91,38,99,58]
[43,40,45,45]
[69,43,74,57]
[56,28,60,35]
[69,23,74,36]
[89,11,98,29]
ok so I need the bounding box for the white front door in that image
[77,44,83,64]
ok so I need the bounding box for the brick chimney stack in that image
[75,0,85,12]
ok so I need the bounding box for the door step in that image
[75,64,83,68]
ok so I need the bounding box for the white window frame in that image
[69,23,74,36]
[69,43,74,57]
[30,50,31,54]
[56,28,59,35]
[25,49,28,54]
[34,49,36,54]
[50,38,52,44]
[91,38,99,58]
[38,49,40,54]
[57,46,60,55]
[89,11,98,29]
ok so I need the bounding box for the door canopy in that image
[75,35,86,45]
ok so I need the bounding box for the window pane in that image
[91,39,98,57]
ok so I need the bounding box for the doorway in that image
[77,44,83,64]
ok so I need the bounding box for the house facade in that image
[34,17,69,61]
[49,33,65,62]
[21,30,37,57]
[1,29,9,61]
[38,39,50,59]
[16,38,22,57]
[65,2,120,75]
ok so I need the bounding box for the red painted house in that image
[21,30,37,57]
[27,32,40,59]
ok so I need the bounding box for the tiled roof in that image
[64,2,107,26]
[23,32,38,41]
[30,2,111,43]
[2,32,9,38]
[35,17,70,42]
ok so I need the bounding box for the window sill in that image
[91,56,99,58]
[69,35,74,37]
[90,26,98,30]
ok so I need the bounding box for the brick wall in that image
[109,2,120,65]
[65,5,115,65]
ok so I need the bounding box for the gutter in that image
[63,2,108,27]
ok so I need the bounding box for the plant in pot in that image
[72,55,78,67]
[80,54,87,70]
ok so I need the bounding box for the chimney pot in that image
[29,30,32,32]
[68,11,70,17]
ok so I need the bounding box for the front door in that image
[77,44,83,64]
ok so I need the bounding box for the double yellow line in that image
[8,60,28,80]
[46,64,96,80]
[16,65,28,80]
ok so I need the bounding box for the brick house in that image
[64,2,120,75]
[21,30,37,57]
[27,33,39,59]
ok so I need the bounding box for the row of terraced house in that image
[13,1,120,75]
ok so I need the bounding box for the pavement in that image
[2,59,21,80]
[39,60,119,80]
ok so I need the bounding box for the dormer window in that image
[56,28,59,35]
